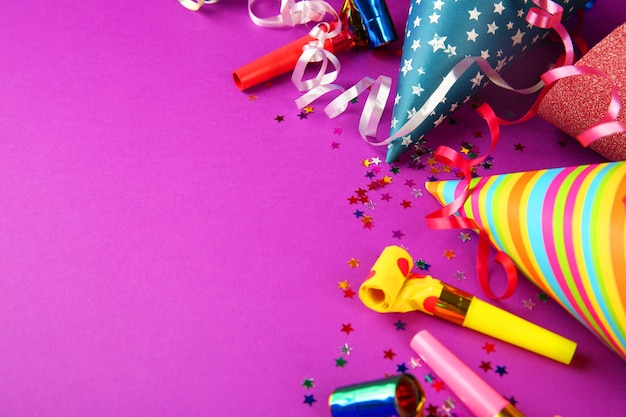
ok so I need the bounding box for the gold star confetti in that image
[338,280,350,290]
[347,258,360,268]
[303,105,315,114]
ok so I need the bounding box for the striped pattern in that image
[426,161,626,361]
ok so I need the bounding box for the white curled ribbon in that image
[293,0,571,148]
[178,0,220,12]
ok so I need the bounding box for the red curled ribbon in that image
[426,0,626,299]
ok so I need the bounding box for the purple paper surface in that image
[0,1,624,416]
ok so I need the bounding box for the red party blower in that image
[232,22,354,91]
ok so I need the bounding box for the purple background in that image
[0,1,625,416]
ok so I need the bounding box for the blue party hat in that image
[386,0,588,163]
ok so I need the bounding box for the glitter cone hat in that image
[386,0,587,163]
[538,22,626,161]
[426,161,626,360]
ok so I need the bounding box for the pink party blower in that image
[411,330,525,417]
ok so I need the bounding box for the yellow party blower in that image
[360,246,577,364]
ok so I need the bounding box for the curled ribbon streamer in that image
[426,22,626,300]
[247,0,337,27]
[291,23,343,91]
[178,0,219,11]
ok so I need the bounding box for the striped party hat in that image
[426,161,626,360]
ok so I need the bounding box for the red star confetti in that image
[383,349,397,360]
[343,288,356,299]
[432,379,445,392]
[330,141,340,149]
[275,115,285,122]
[514,143,525,151]
[479,361,492,372]
[340,323,354,334]
[442,249,456,260]
[347,258,359,268]
[400,200,412,209]
[248,94,258,101]
[482,342,496,354]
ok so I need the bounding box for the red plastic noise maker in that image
[232,0,397,91]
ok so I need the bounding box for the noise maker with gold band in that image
[329,374,425,417]
[360,246,577,364]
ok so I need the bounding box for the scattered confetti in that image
[303,394,316,406]
[340,343,353,356]
[302,378,315,389]
[334,127,343,135]
[347,258,360,268]
[415,258,431,271]
[443,249,456,260]
[514,142,525,151]
[338,280,350,290]
[248,94,258,101]
[396,363,408,373]
[335,357,347,368]
[392,230,405,239]
[303,105,315,114]
[383,349,397,360]
[479,361,492,372]
[411,188,423,198]
[343,288,356,299]
[409,357,422,368]
[537,292,549,302]
[453,270,466,281]
[523,298,537,310]
[495,365,508,376]
[400,200,412,208]
[275,115,285,122]
[432,379,445,392]
[341,323,354,334]
[459,232,471,242]
[394,320,406,331]
[482,342,496,354]
[330,141,340,149]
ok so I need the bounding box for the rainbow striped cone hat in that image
[426,161,626,360]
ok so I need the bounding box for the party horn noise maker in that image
[411,330,526,417]
[232,22,354,91]
[340,0,397,49]
[329,374,425,417]
[359,246,577,364]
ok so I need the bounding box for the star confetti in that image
[383,349,397,360]
[443,249,456,260]
[335,357,347,367]
[340,343,353,355]
[479,361,492,372]
[514,142,525,151]
[459,232,471,242]
[537,292,549,302]
[330,141,340,149]
[432,379,445,392]
[394,320,406,331]
[333,127,343,135]
[303,394,316,406]
[302,378,315,389]
[495,365,508,376]
[415,258,431,271]
[396,363,408,373]
[409,357,422,368]
[482,342,496,354]
[522,298,537,310]
[338,280,350,290]
[341,323,354,334]
[343,288,356,299]
[453,270,466,281]
[347,258,360,268]
[392,230,405,239]
[275,115,285,122]
[303,105,315,114]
